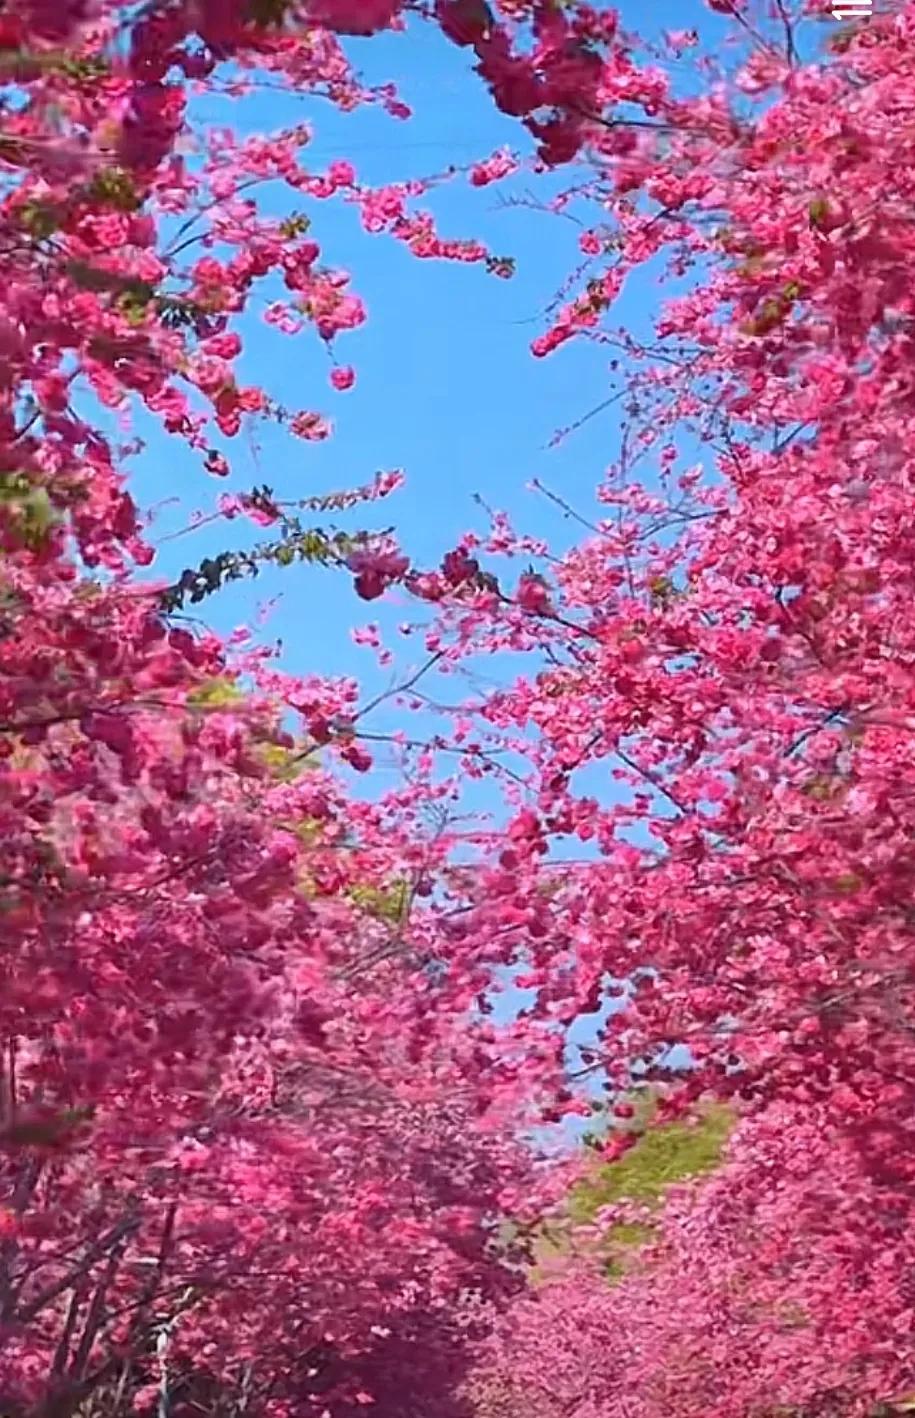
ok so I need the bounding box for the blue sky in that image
[129,0,736,713]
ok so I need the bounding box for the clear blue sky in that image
[129,0,735,720]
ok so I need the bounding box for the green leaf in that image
[808,196,830,229]
[648,575,676,606]
[18,199,60,239]
[279,212,312,239]
[86,167,141,213]
[349,879,411,925]
[187,677,245,710]
[0,473,59,549]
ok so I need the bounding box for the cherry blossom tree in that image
[0,4,550,1415]
[0,587,533,1416]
